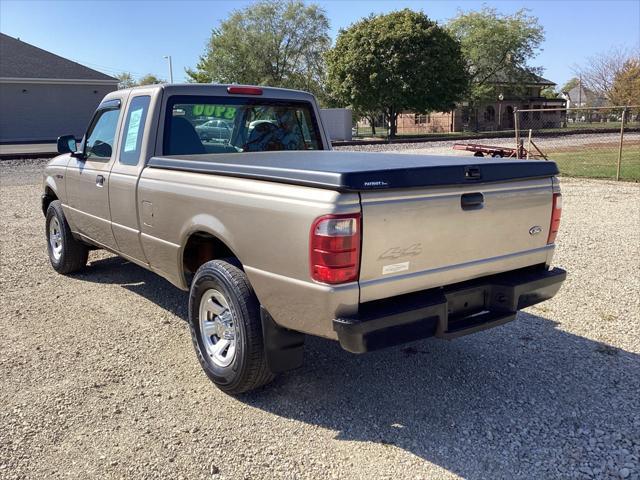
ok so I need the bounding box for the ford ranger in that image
[42,84,566,394]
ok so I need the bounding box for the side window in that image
[85,108,120,160]
[120,96,151,166]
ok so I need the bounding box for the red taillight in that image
[227,86,263,95]
[547,193,562,244]
[310,213,361,284]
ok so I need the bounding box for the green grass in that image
[564,121,640,130]
[547,146,640,181]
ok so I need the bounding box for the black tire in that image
[45,200,89,274]
[188,259,274,394]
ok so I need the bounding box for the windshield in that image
[164,96,323,156]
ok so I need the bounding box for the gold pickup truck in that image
[42,84,566,394]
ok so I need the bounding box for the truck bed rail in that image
[147,151,559,191]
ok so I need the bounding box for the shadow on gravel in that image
[82,256,189,319]
[244,321,639,479]
[81,255,639,479]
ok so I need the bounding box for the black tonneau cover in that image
[147,151,559,191]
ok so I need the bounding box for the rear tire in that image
[45,200,88,274]
[188,259,274,394]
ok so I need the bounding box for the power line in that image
[67,57,149,78]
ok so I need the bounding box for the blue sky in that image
[1,0,638,88]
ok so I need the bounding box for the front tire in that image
[188,259,274,394]
[45,200,88,274]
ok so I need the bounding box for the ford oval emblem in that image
[529,226,543,236]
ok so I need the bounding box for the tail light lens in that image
[547,193,562,244]
[227,86,263,95]
[310,213,361,284]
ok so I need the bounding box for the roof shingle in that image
[0,33,117,82]
[488,68,556,86]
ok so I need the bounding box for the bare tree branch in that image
[572,47,639,104]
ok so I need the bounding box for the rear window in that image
[163,96,323,156]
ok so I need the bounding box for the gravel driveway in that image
[1,158,639,480]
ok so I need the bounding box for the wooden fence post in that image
[616,107,627,181]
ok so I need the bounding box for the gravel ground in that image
[335,132,640,156]
[1,158,639,480]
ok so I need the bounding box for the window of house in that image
[414,114,429,124]
[461,107,471,124]
[484,106,496,122]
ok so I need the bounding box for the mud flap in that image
[260,307,305,373]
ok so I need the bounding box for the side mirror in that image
[90,140,112,158]
[57,135,78,155]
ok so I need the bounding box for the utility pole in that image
[164,55,174,84]
[578,75,582,107]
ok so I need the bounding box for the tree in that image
[326,9,468,138]
[560,77,580,94]
[573,47,639,105]
[138,74,165,86]
[560,77,603,107]
[356,109,383,136]
[610,58,640,106]
[447,8,545,107]
[116,72,164,88]
[186,0,330,99]
[541,87,559,99]
[611,58,640,106]
[116,72,136,89]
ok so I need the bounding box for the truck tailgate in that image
[359,177,555,302]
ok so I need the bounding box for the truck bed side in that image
[137,166,361,338]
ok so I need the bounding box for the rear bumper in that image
[333,266,566,353]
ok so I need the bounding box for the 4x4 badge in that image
[379,243,423,260]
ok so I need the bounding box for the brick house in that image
[358,71,567,134]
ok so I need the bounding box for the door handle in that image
[96,175,105,187]
[461,192,484,210]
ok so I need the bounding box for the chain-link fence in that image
[514,106,640,181]
[353,117,389,138]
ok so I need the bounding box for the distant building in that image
[320,108,352,141]
[358,70,567,134]
[562,84,608,108]
[0,33,118,143]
